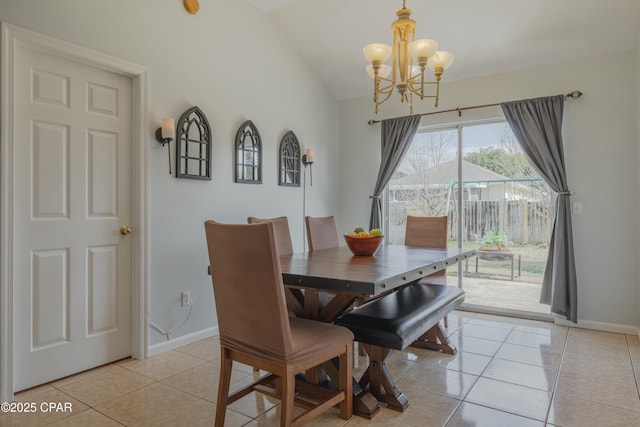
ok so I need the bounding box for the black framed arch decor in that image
[175,106,212,180]
[234,120,262,184]
[278,131,301,187]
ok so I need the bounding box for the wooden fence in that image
[389,200,551,245]
[450,200,550,244]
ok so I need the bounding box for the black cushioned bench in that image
[335,283,464,412]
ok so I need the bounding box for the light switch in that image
[572,202,583,215]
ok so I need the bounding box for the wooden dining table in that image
[278,244,475,418]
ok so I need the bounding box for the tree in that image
[399,131,455,216]
[464,125,550,201]
[499,126,536,178]
[408,131,455,169]
[464,125,534,179]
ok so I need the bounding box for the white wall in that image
[0,0,341,348]
[340,51,640,328]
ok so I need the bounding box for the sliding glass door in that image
[386,128,458,243]
[385,121,551,317]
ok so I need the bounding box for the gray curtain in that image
[501,95,577,322]
[369,115,421,230]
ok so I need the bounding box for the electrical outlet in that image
[181,291,192,306]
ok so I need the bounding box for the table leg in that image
[358,345,409,413]
[321,360,380,419]
[353,387,381,419]
[295,291,380,419]
[303,290,323,385]
[303,289,319,321]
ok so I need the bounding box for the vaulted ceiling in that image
[248,0,640,100]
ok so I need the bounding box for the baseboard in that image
[458,304,553,322]
[147,326,219,357]
[553,316,639,336]
[459,306,640,336]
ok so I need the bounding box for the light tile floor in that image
[4,311,640,426]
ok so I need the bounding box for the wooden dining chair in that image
[247,216,300,323]
[204,220,353,427]
[305,215,368,360]
[247,216,294,256]
[404,215,450,327]
[305,215,340,251]
[405,215,448,284]
[304,216,341,302]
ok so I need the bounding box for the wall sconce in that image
[302,148,315,250]
[155,118,175,174]
[302,148,314,186]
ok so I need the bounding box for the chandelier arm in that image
[374,79,396,110]
[407,77,438,99]
[376,75,395,92]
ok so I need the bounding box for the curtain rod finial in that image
[566,90,582,99]
[368,119,380,126]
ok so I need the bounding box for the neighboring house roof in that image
[390,160,510,188]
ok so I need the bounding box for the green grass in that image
[447,240,548,281]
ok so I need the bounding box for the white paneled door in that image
[12,46,133,390]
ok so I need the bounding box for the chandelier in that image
[363,0,454,114]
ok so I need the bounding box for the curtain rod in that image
[367,90,583,126]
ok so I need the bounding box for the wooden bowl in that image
[343,235,383,256]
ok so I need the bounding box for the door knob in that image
[120,226,133,235]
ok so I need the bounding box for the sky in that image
[398,121,517,175]
[411,121,514,156]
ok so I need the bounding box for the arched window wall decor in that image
[175,106,212,180]
[234,120,262,184]
[279,131,301,187]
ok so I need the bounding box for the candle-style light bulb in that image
[303,148,314,186]
[161,118,175,140]
[305,148,314,163]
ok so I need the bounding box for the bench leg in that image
[410,322,457,355]
[358,344,409,412]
